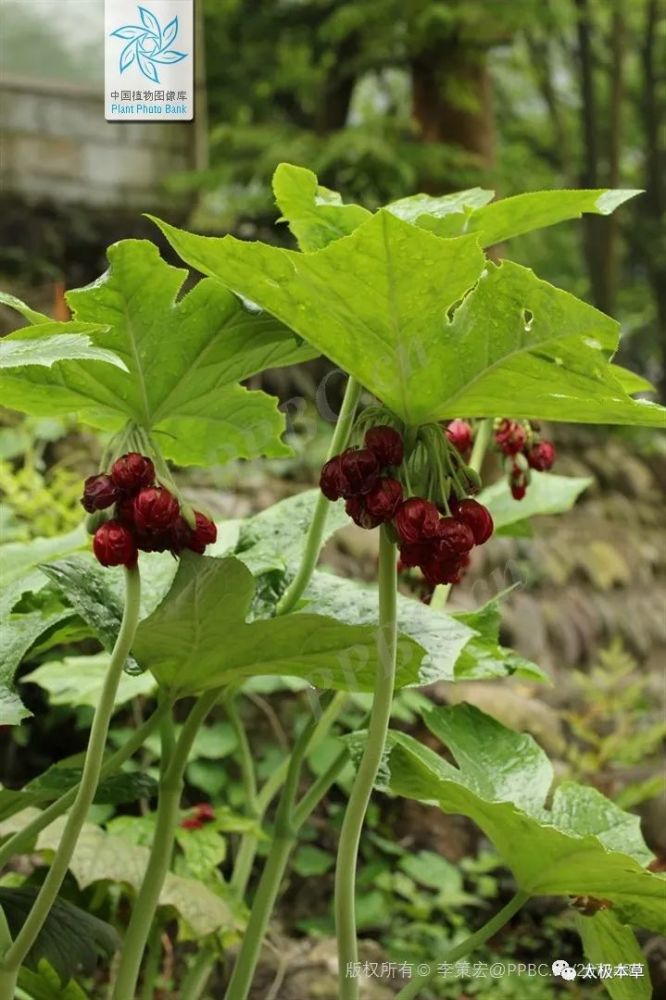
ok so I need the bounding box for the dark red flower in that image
[365,477,403,522]
[527,440,556,471]
[338,448,380,496]
[345,496,383,530]
[93,520,138,568]
[398,540,432,568]
[494,419,526,457]
[193,802,216,824]
[110,452,155,493]
[421,554,466,587]
[364,426,404,467]
[452,498,494,545]
[446,419,473,455]
[169,515,193,554]
[509,464,528,500]
[80,474,119,513]
[320,455,346,501]
[180,817,203,831]
[132,487,180,534]
[393,498,440,544]
[187,512,217,554]
[435,517,475,555]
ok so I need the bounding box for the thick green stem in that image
[394,890,530,1000]
[224,698,333,1000]
[0,566,141,976]
[469,418,492,474]
[0,701,167,871]
[276,376,361,615]
[112,689,221,1000]
[231,691,348,898]
[181,948,217,1000]
[335,528,397,1000]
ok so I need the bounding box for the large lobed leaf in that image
[381,704,665,933]
[0,240,318,465]
[154,208,664,429]
[132,553,424,697]
[0,886,119,982]
[14,816,239,937]
[271,164,639,249]
[0,331,126,371]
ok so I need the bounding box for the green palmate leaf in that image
[0,886,119,981]
[23,654,156,710]
[478,472,592,533]
[233,488,349,578]
[31,818,238,936]
[40,557,141,671]
[154,211,665,428]
[302,571,546,683]
[417,189,642,245]
[382,704,665,933]
[18,960,88,1000]
[452,599,548,682]
[0,241,317,465]
[385,188,495,223]
[273,162,371,251]
[0,291,50,325]
[0,529,86,589]
[575,910,652,1000]
[0,332,127,371]
[133,552,423,697]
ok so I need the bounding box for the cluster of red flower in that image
[81,452,217,568]
[320,425,494,586]
[493,419,556,500]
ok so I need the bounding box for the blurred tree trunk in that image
[410,41,496,186]
[640,0,666,400]
[574,0,620,315]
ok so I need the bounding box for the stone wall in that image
[0,74,195,209]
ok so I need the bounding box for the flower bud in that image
[93,520,138,568]
[393,497,440,544]
[445,419,472,455]
[494,419,526,456]
[365,477,403,522]
[320,455,346,501]
[187,512,217,554]
[81,474,119,513]
[435,517,475,556]
[527,440,556,471]
[345,496,383,530]
[364,426,404,467]
[132,487,180,534]
[451,498,494,545]
[338,448,380,496]
[110,452,155,493]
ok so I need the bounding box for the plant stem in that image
[227,696,258,815]
[0,565,142,977]
[470,418,492,474]
[181,948,217,1000]
[335,527,397,1000]
[140,921,163,1000]
[224,696,334,1000]
[394,890,530,1000]
[231,691,348,898]
[0,700,168,870]
[276,376,361,615]
[112,689,222,1000]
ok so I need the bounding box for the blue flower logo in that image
[110,6,187,84]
